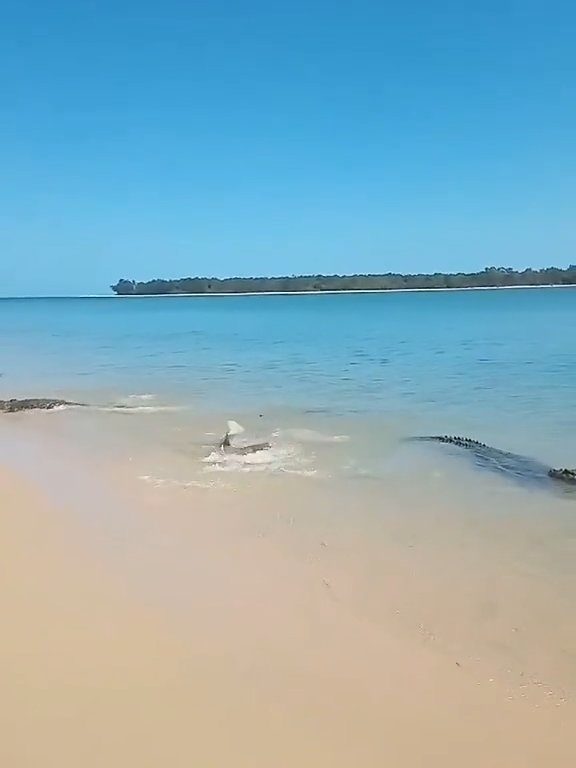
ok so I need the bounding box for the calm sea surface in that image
[1,288,576,474]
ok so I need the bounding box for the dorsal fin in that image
[226,420,245,437]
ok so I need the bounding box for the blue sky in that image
[1,1,574,295]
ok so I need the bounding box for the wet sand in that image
[2,459,575,768]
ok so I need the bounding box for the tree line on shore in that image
[111,266,576,295]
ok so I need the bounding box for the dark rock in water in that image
[0,398,85,413]
[410,435,576,494]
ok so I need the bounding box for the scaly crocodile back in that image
[0,398,85,413]
[416,435,488,449]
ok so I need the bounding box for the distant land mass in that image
[111,266,576,295]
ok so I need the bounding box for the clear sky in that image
[1,1,574,295]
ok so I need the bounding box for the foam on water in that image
[93,404,185,413]
[139,474,225,490]
[279,428,350,444]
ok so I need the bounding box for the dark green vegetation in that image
[111,266,576,295]
[412,435,576,492]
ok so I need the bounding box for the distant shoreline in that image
[2,284,576,300]
[109,283,576,298]
[110,267,576,297]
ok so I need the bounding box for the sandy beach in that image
[2,454,575,768]
[3,0,576,759]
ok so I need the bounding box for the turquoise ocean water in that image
[1,287,575,480]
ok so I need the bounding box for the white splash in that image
[95,404,184,413]
[202,443,316,476]
[278,428,350,444]
[139,474,224,489]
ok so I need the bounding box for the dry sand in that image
[1,466,575,767]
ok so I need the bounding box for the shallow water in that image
[1,288,575,466]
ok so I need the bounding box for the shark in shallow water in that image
[218,420,271,455]
[410,435,576,494]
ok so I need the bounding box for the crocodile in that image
[411,435,576,490]
[0,398,87,413]
[0,398,156,414]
